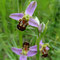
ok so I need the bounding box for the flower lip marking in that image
[23,42,29,50]
[17,17,28,31]
[42,54,48,57]
[22,42,29,55]
[41,47,48,57]
[40,42,49,58]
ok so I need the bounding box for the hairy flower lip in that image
[17,18,29,31]
[42,54,48,57]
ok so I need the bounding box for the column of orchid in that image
[9,1,49,60]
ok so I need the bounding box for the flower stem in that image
[19,31,23,48]
[36,38,40,60]
[36,34,42,60]
[36,30,40,60]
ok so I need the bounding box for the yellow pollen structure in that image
[20,24,22,26]
[22,49,28,55]
[40,43,49,51]
[23,15,29,21]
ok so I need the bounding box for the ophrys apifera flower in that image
[9,1,37,31]
[12,42,37,60]
[29,40,49,57]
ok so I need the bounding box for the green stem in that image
[36,39,40,60]
[19,31,23,48]
[17,0,23,48]
[36,34,41,60]
[36,30,40,60]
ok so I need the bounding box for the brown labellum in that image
[23,42,29,51]
[42,54,48,57]
[41,48,48,57]
[17,18,28,31]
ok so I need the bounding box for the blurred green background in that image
[0,0,60,60]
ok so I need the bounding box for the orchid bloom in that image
[12,42,37,60]
[29,40,49,57]
[9,1,37,31]
[34,17,45,32]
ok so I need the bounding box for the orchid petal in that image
[35,17,40,25]
[9,13,24,21]
[29,44,42,51]
[42,23,45,32]
[11,47,22,55]
[27,51,37,57]
[19,55,27,60]
[38,24,42,32]
[41,22,45,32]
[38,23,45,32]
[39,40,44,45]
[29,45,37,51]
[46,46,49,50]
[25,1,37,16]
[28,18,39,27]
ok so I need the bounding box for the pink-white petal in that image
[25,1,37,16]
[9,13,24,21]
[38,23,45,32]
[46,46,49,50]
[19,55,27,60]
[41,22,45,32]
[27,51,37,57]
[28,18,39,27]
[38,24,42,32]
[29,45,37,51]
[11,47,22,55]
[39,40,44,45]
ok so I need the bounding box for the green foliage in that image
[0,0,60,60]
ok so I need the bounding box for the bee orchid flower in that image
[34,17,45,32]
[9,1,37,31]
[29,40,49,57]
[12,42,37,60]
